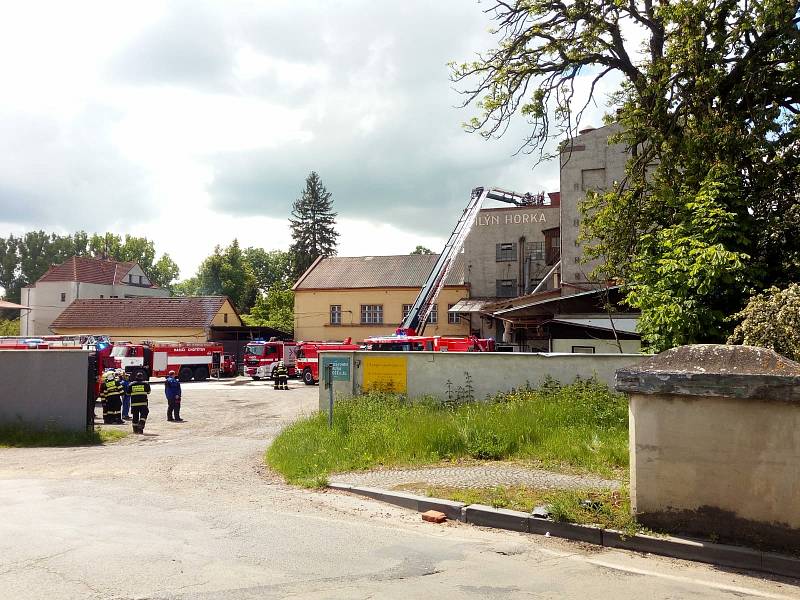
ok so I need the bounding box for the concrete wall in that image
[0,350,90,431]
[464,205,561,298]
[559,123,628,291]
[294,286,470,342]
[21,280,168,336]
[551,338,641,354]
[319,350,645,409]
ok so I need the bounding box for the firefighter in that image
[118,369,132,421]
[274,360,289,390]
[129,372,151,434]
[164,370,183,422]
[101,371,124,424]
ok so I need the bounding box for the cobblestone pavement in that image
[329,463,621,491]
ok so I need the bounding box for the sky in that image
[0,0,620,279]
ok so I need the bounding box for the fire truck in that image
[111,341,225,381]
[296,338,362,385]
[243,339,298,380]
[362,187,535,352]
[363,335,494,352]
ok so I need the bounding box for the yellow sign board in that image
[362,356,408,393]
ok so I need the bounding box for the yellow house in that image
[51,296,241,342]
[293,254,470,342]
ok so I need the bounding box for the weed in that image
[0,424,129,447]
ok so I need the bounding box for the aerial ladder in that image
[397,186,546,336]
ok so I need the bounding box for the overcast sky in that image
[0,1,618,279]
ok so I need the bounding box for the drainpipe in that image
[518,236,525,295]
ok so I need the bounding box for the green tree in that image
[0,318,19,336]
[289,171,339,279]
[410,245,434,255]
[172,276,200,297]
[0,236,19,302]
[195,239,258,312]
[728,284,800,362]
[244,247,293,292]
[242,286,294,334]
[453,0,800,351]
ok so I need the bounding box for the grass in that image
[419,484,642,535]
[0,425,129,447]
[267,378,629,487]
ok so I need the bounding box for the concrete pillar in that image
[616,344,800,551]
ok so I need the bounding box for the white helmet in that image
[104,371,116,381]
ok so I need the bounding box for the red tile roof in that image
[51,297,235,329]
[36,256,157,287]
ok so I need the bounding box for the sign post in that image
[325,362,334,429]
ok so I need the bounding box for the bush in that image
[267,379,629,486]
[728,284,800,361]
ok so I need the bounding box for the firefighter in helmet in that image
[100,371,124,424]
[274,360,289,390]
[129,372,151,434]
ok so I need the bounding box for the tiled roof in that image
[51,297,231,329]
[36,256,157,287]
[293,254,465,290]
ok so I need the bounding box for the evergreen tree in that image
[289,172,339,279]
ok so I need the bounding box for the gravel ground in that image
[329,464,621,491]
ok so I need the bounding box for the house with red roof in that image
[20,256,169,336]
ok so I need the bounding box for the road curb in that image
[330,484,800,579]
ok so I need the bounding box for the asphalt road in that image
[0,378,797,599]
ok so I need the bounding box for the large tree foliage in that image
[241,287,294,334]
[0,231,179,301]
[410,245,434,255]
[729,283,800,361]
[194,239,258,313]
[453,0,800,351]
[243,247,293,292]
[289,171,339,279]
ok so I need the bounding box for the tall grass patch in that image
[267,378,628,486]
[0,425,128,447]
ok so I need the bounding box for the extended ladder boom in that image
[399,186,538,336]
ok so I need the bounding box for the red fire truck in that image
[243,339,298,380]
[111,341,225,381]
[296,338,362,385]
[363,335,495,353]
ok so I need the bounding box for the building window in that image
[99,295,104,299]
[427,304,438,324]
[60,292,66,302]
[128,274,134,283]
[447,304,460,324]
[496,242,517,262]
[572,346,596,354]
[402,304,413,320]
[223,313,228,324]
[109,295,118,299]
[138,275,144,285]
[525,241,544,261]
[330,305,342,325]
[361,304,383,324]
[496,279,517,298]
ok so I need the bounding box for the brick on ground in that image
[422,510,447,524]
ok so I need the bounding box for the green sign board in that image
[322,356,351,381]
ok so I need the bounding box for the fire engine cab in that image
[111,341,224,381]
[243,339,297,380]
[296,338,361,385]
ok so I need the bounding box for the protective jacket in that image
[129,381,151,406]
[164,376,182,400]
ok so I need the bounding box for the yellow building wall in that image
[210,299,242,327]
[52,326,208,343]
[294,286,470,342]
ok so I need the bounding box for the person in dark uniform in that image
[164,370,183,422]
[101,371,124,424]
[274,360,289,390]
[129,372,151,434]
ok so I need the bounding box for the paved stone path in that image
[329,463,621,491]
